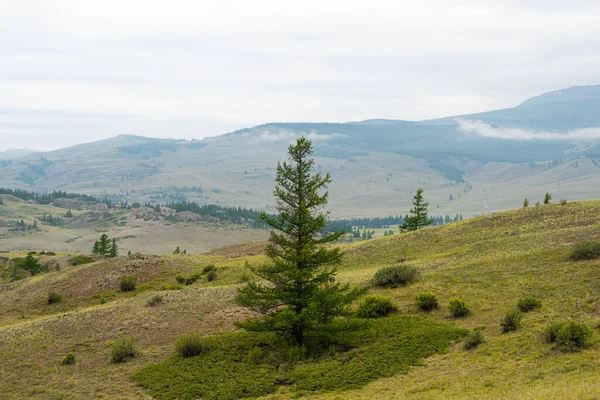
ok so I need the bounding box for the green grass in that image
[133,316,467,399]
[3,202,600,399]
[69,254,95,265]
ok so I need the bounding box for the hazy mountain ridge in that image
[1,86,599,218]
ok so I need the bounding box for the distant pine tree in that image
[173,246,181,254]
[127,250,132,256]
[544,192,552,205]
[92,240,100,254]
[108,238,119,258]
[65,209,73,218]
[93,234,111,256]
[401,188,433,231]
[523,198,529,208]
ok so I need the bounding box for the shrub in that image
[206,271,217,282]
[463,329,485,350]
[500,310,522,333]
[111,337,138,363]
[47,292,62,305]
[247,347,263,364]
[174,333,209,358]
[356,295,398,318]
[546,321,593,351]
[176,274,200,285]
[61,353,76,365]
[202,265,217,274]
[146,295,163,307]
[544,322,565,344]
[416,292,438,311]
[448,299,470,318]
[517,297,542,312]
[120,275,137,292]
[570,241,600,261]
[372,265,420,287]
[69,255,95,266]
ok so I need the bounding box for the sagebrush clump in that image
[545,321,593,351]
[146,294,163,307]
[175,333,209,358]
[356,295,398,318]
[517,297,542,312]
[569,240,600,261]
[500,310,522,333]
[202,265,217,274]
[463,329,485,350]
[416,292,438,311]
[206,270,217,282]
[47,292,62,305]
[448,299,470,318]
[120,275,137,292]
[372,265,420,287]
[61,353,76,365]
[111,337,138,363]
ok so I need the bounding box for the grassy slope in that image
[1,201,600,399]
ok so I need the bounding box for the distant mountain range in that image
[1,85,599,218]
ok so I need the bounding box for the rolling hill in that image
[1,201,600,399]
[1,85,599,219]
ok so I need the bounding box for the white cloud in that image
[1,1,600,149]
[458,119,600,140]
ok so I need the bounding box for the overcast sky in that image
[1,0,599,151]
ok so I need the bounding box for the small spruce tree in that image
[108,238,119,258]
[401,188,433,231]
[236,137,366,346]
[523,198,529,208]
[91,240,100,255]
[544,192,552,205]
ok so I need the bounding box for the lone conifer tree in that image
[401,188,433,231]
[109,238,119,258]
[91,234,111,256]
[236,137,365,346]
[544,192,552,205]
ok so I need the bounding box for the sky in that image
[1,0,600,151]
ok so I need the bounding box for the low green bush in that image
[448,299,470,318]
[69,255,95,266]
[356,295,398,318]
[176,274,200,285]
[569,240,600,261]
[47,292,62,305]
[546,321,593,351]
[416,293,438,311]
[120,275,137,292]
[500,310,522,333]
[463,329,485,350]
[146,295,163,307]
[206,271,217,282]
[61,353,76,365]
[133,315,468,400]
[111,337,138,363]
[175,333,209,358]
[372,265,420,287]
[517,297,542,312]
[202,265,217,274]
